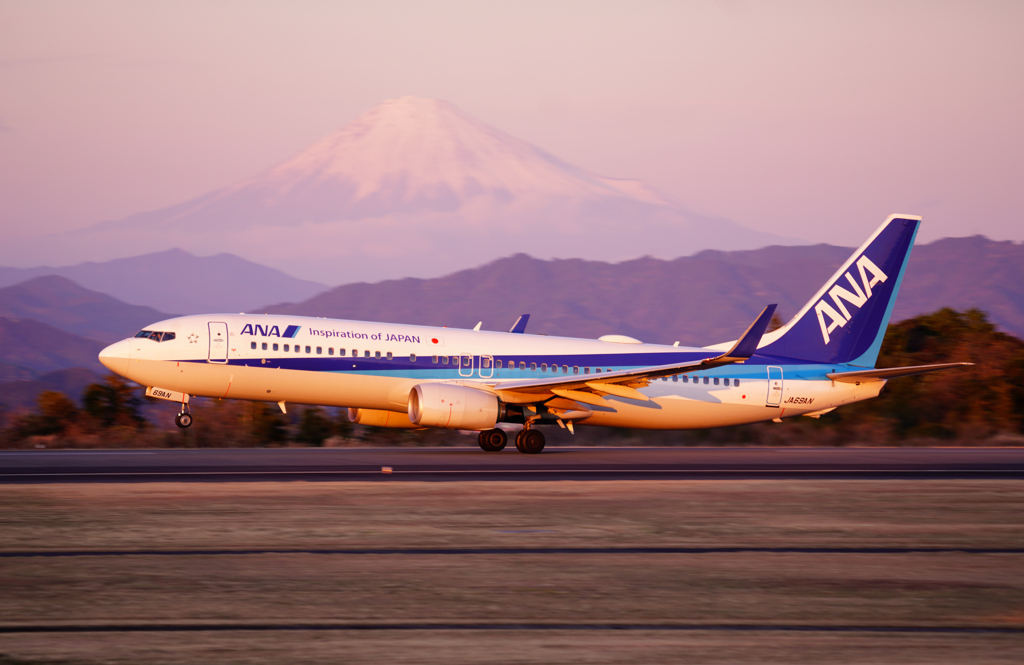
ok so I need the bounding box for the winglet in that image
[509,314,530,334]
[721,305,777,361]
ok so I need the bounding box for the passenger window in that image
[573,366,579,374]
[672,375,678,382]
[714,377,719,386]
[482,358,491,368]
[562,365,569,373]
[496,360,503,368]
[530,362,537,371]
[387,352,393,360]
[442,356,449,365]
[663,377,668,381]
[463,356,471,366]
[735,379,740,387]
[317,347,322,355]
[541,363,547,371]
[432,355,439,364]
[410,354,417,362]
[305,346,311,353]
[683,375,688,383]
[584,367,590,374]
[250,341,256,350]
[262,342,268,351]
[273,343,279,352]
[519,362,526,370]
[284,344,289,352]
[328,347,334,355]
[596,368,602,373]
[364,350,370,358]
[704,377,709,385]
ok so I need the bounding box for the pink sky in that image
[1,1,1022,267]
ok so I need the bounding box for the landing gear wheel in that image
[478,428,507,452]
[175,413,192,429]
[518,429,545,454]
[514,429,527,453]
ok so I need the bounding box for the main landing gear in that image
[478,428,507,452]
[477,426,546,454]
[174,403,192,429]
[515,428,545,454]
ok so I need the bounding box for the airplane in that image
[99,214,970,454]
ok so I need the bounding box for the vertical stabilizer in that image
[757,214,921,367]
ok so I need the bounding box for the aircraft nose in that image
[99,339,131,377]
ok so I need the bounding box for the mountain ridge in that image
[264,235,1024,345]
[0,249,328,315]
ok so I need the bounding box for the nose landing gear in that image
[174,403,192,429]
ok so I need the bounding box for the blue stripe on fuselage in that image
[175,350,856,383]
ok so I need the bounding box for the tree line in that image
[1,308,1022,448]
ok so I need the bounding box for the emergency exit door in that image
[766,366,783,406]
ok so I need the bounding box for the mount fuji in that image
[66,97,794,284]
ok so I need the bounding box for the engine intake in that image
[408,383,503,431]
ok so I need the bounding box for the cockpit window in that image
[134,330,175,342]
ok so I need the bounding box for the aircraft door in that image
[457,353,474,377]
[208,322,229,363]
[479,354,494,378]
[766,366,783,406]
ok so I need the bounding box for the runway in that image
[2,446,1023,482]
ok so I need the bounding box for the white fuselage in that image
[100,314,884,430]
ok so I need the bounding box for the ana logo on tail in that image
[814,255,888,344]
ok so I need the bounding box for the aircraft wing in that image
[485,305,777,404]
[826,362,974,383]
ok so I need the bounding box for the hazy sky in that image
[1,1,1021,267]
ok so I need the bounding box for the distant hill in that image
[0,249,328,315]
[0,317,105,377]
[0,276,173,343]
[265,236,1024,344]
[0,368,102,411]
[894,235,1024,335]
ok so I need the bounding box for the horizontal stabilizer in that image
[827,362,974,383]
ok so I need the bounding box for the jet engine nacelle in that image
[347,408,422,429]
[408,383,504,431]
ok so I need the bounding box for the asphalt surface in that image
[2,446,1023,482]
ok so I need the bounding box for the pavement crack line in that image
[2,547,1022,557]
[0,623,1021,634]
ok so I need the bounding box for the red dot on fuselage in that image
[432,338,439,344]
